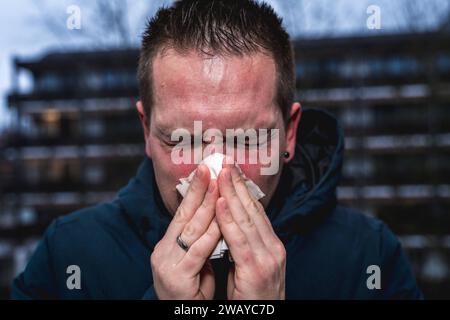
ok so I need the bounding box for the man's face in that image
[138,48,299,215]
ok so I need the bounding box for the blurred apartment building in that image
[0,50,144,298]
[1,27,450,298]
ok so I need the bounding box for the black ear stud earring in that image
[283,151,290,159]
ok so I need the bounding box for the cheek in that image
[148,137,197,184]
[173,163,198,180]
[149,140,198,214]
[238,163,273,190]
[151,143,197,180]
[238,162,282,208]
[238,163,259,180]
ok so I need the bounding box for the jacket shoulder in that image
[53,199,124,230]
[45,199,141,257]
[324,205,402,262]
[322,205,423,298]
[330,205,385,234]
[12,199,150,299]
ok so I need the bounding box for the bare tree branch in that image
[34,0,167,49]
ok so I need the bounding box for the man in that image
[12,0,422,299]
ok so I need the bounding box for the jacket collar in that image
[117,157,171,248]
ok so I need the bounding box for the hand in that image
[216,164,286,300]
[150,164,221,299]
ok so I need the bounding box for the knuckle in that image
[245,218,255,229]
[257,262,275,282]
[232,172,244,185]
[255,200,265,213]
[206,223,219,237]
[150,252,160,270]
[241,249,253,264]
[165,278,182,293]
[227,181,238,196]
[189,182,198,194]
[199,198,213,212]
[237,214,253,228]
[235,233,248,247]
[184,222,196,237]
[274,241,286,257]
[245,198,260,214]
[175,205,190,222]
[156,264,167,277]
[189,176,204,193]
[189,244,205,260]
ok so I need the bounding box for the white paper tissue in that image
[175,153,265,259]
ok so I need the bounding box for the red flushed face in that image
[137,48,301,215]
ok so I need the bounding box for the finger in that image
[164,164,210,242]
[177,179,218,250]
[227,264,235,299]
[218,167,266,254]
[178,218,222,276]
[229,164,279,247]
[198,262,215,299]
[215,197,255,266]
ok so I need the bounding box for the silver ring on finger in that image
[176,234,189,252]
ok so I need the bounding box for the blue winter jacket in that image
[11,109,423,299]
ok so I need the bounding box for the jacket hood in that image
[268,108,344,235]
[118,108,344,246]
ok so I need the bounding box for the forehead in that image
[151,48,280,132]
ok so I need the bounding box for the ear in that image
[136,100,152,159]
[284,102,302,163]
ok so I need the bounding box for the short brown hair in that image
[138,0,295,122]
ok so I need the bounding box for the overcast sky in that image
[0,0,448,131]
